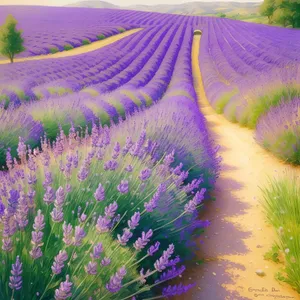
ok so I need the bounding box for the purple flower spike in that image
[74,226,86,246]
[43,186,55,205]
[128,212,140,230]
[33,210,45,231]
[85,261,97,275]
[101,257,111,266]
[51,250,68,275]
[96,215,111,233]
[154,244,175,272]
[77,166,89,182]
[117,228,133,246]
[139,168,152,181]
[91,242,103,259]
[94,184,105,202]
[117,180,129,194]
[125,165,133,172]
[147,241,160,256]
[157,265,186,282]
[104,202,118,218]
[162,283,195,297]
[104,160,118,171]
[54,274,73,300]
[163,150,175,167]
[134,229,153,251]
[106,266,126,293]
[63,222,73,246]
[9,256,22,291]
[112,142,120,159]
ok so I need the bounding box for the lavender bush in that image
[256,98,300,164]
[0,116,212,298]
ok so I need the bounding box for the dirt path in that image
[0,28,142,65]
[180,35,300,299]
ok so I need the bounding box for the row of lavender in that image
[0,9,220,299]
[0,95,220,299]
[200,17,300,164]
[0,6,136,58]
[0,24,200,169]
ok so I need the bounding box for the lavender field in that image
[0,4,299,300]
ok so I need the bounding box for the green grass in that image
[241,85,300,129]
[63,44,74,51]
[118,28,125,33]
[49,47,59,54]
[264,243,280,263]
[97,34,105,40]
[261,174,300,292]
[82,39,91,45]
[214,88,238,114]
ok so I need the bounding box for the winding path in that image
[0,28,142,65]
[180,35,300,299]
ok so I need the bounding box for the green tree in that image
[276,0,300,28]
[0,15,25,63]
[259,0,276,24]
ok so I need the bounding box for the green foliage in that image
[217,13,227,18]
[264,244,280,263]
[262,174,300,292]
[0,14,25,63]
[97,34,105,40]
[82,39,91,45]
[260,0,300,27]
[63,44,73,51]
[214,89,238,114]
[49,47,59,54]
[118,28,125,33]
[240,85,300,129]
[260,0,276,23]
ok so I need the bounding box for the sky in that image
[0,0,261,6]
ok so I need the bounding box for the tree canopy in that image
[260,0,300,27]
[0,14,25,63]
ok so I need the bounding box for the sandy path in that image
[0,28,142,65]
[178,35,300,299]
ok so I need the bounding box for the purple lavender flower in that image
[96,215,111,233]
[7,189,20,216]
[154,244,175,272]
[125,165,133,172]
[54,274,72,300]
[117,228,133,246]
[51,208,64,223]
[163,150,175,167]
[104,202,118,218]
[9,256,22,291]
[2,238,13,252]
[27,172,37,185]
[43,171,53,188]
[184,178,204,193]
[55,187,65,207]
[15,192,28,229]
[85,261,97,275]
[101,257,111,266]
[147,241,160,256]
[172,163,183,176]
[63,222,73,246]
[128,212,140,230]
[184,201,197,214]
[117,180,129,194]
[104,160,118,171]
[74,226,86,246]
[139,168,152,181]
[91,242,103,259]
[112,142,120,159]
[140,268,151,284]
[157,265,186,283]
[30,246,43,260]
[0,200,5,217]
[43,186,55,205]
[33,210,45,231]
[162,283,194,297]
[94,184,105,202]
[52,250,68,275]
[122,136,133,155]
[133,229,153,251]
[6,148,13,170]
[106,266,126,293]
[77,166,89,182]
[17,137,27,162]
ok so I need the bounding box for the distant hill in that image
[66,1,261,16]
[66,0,118,9]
